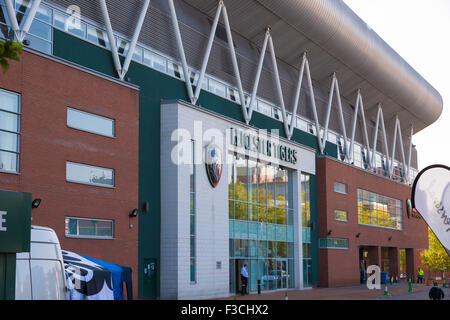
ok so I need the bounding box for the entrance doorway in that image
[359,247,369,283]
[277,260,288,289]
[230,259,248,295]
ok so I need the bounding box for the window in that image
[54,10,86,39]
[67,108,115,137]
[334,182,348,194]
[357,189,403,230]
[190,141,196,283]
[229,154,295,292]
[0,89,20,173]
[301,173,312,288]
[209,79,226,98]
[87,25,110,49]
[66,162,114,188]
[168,62,183,80]
[319,238,349,250]
[65,217,114,239]
[334,210,348,222]
[258,101,272,117]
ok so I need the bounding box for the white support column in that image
[221,4,250,122]
[320,73,349,157]
[5,0,20,38]
[322,75,336,153]
[379,107,391,173]
[333,76,349,159]
[168,0,194,103]
[304,58,322,147]
[288,53,307,139]
[193,2,223,104]
[247,28,270,122]
[389,116,398,176]
[349,91,372,168]
[407,126,414,184]
[268,35,290,139]
[371,104,382,169]
[348,90,361,163]
[121,0,150,78]
[395,117,408,181]
[5,0,42,42]
[100,0,123,79]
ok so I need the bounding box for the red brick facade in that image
[316,156,428,287]
[0,51,140,298]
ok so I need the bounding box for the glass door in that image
[277,260,288,289]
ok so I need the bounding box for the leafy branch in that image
[0,40,23,74]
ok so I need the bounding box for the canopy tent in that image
[62,250,133,300]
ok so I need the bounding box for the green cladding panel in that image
[0,190,31,301]
[0,190,32,253]
[53,29,337,296]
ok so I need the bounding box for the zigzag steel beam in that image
[288,53,307,139]
[121,0,150,78]
[168,0,194,103]
[221,4,250,122]
[333,76,349,158]
[18,0,41,42]
[100,0,123,79]
[193,2,223,105]
[320,74,349,157]
[4,0,20,37]
[268,35,291,139]
[304,57,323,149]
[395,117,408,181]
[5,0,42,42]
[349,91,372,167]
[247,28,270,122]
[407,126,414,184]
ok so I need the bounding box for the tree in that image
[0,40,23,74]
[420,228,450,278]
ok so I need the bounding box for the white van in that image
[15,226,69,300]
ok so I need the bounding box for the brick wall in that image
[0,51,140,298]
[316,156,428,287]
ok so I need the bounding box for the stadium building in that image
[0,0,443,299]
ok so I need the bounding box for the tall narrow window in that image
[0,89,20,173]
[301,174,312,288]
[190,140,196,283]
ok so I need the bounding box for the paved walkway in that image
[218,283,442,300]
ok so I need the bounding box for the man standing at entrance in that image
[240,264,249,295]
[417,267,424,284]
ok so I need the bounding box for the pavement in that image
[218,283,449,300]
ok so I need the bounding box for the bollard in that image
[257,280,261,295]
[408,278,413,293]
[285,292,289,300]
[383,284,389,296]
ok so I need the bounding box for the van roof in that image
[30,225,60,244]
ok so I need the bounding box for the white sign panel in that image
[412,165,450,256]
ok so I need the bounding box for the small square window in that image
[334,210,348,222]
[334,182,348,194]
[65,217,114,239]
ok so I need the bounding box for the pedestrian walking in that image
[240,263,249,295]
[429,282,445,300]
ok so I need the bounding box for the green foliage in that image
[0,40,23,74]
[420,228,450,272]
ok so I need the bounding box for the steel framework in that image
[3,0,415,183]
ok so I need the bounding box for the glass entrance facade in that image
[228,154,295,293]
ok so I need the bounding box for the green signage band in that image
[0,190,32,254]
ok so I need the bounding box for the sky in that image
[343,0,450,171]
